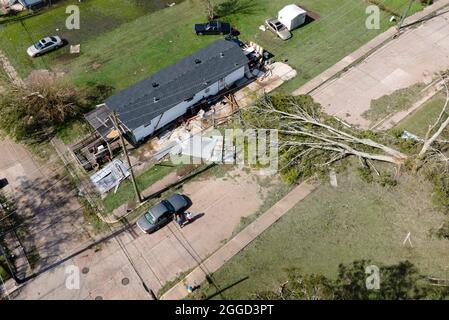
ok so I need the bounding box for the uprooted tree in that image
[418,72,449,162]
[241,81,448,183]
[0,71,95,142]
[254,260,449,300]
[242,94,407,182]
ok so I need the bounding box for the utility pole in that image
[397,0,415,31]
[111,111,143,204]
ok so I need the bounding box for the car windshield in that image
[144,212,156,224]
[274,23,283,31]
[34,41,44,49]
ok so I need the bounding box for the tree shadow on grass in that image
[204,276,250,300]
[215,0,259,18]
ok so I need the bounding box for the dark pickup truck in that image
[194,21,232,35]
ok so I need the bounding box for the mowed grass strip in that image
[394,92,448,137]
[363,83,427,124]
[195,169,449,299]
[102,162,177,212]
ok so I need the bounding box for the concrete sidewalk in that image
[305,7,449,129]
[293,0,449,96]
[160,181,317,300]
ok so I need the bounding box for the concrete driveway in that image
[0,138,89,279]
[10,168,271,299]
[307,10,449,129]
[0,139,42,195]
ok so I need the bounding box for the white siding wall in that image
[132,66,245,142]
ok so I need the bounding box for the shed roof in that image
[105,39,248,130]
[279,4,307,19]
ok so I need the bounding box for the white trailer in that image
[278,4,307,31]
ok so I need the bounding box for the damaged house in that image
[86,39,250,145]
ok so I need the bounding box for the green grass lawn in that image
[394,92,447,137]
[0,0,424,93]
[55,119,93,145]
[194,169,449,299]
[102,162,177,212]
[0,0,186,81]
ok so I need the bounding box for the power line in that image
[166,224,224,298]
[112,111,143,203]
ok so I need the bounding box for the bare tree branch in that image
[420,74,449,157]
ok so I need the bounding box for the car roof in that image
[165,194,187,212]
[148,201,170,220]
[41,36,59,43]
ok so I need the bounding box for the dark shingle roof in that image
[105,40,248,130]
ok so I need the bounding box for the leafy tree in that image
[255,268,334,300]
[254,260,449,300]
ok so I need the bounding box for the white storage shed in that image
[278,4,307,31]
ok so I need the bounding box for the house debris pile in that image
[70,104,122,172]
[90,159,130,194]
[235,61,297,107]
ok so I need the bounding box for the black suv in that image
[195,21,231,35]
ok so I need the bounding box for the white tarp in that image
[178,134,219,161]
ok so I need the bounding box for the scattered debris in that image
[90,159,130,194]
[403,232,413,248]
[402,130,424,142]
[70,44,81,54]
[329,170,338,187]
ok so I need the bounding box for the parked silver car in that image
[265,18,292,41]
[27,36,63,57]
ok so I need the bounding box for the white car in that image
[265,18,292,41]
[27,36,63,57]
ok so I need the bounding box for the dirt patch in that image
[91,62,102,71]
[298,4,321,21]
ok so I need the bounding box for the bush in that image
[436,221,449,240]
